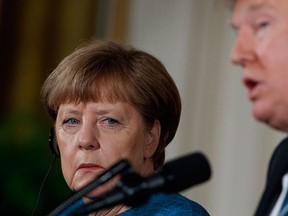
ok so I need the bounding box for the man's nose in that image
[230,29,256,66]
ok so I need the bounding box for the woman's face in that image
[55,101,160,197]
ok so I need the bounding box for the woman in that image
[41,40,209,216]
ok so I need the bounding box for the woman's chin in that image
[71,176,119,200]
[70,173,98,192]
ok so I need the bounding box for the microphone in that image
[72,152,211,216]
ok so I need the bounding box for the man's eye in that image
[63,118,79,125]
[257,21,269,30]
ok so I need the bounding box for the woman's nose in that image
[77,126,99,151]
[230,29,256,66]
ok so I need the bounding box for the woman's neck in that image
[89,204,129,216]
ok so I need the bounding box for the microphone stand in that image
[71,172,151,216]
[47,160,132,216]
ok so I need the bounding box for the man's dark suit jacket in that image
[255,136,288,216]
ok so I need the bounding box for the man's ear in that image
[144,120,161,159]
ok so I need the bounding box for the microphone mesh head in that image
[162,152,211,192]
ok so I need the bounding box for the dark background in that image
[0,0,129,214]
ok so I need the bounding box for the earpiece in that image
[49,127,60,157]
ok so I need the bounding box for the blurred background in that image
[0,0,286,215]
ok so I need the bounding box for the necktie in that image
[279,191,288,216]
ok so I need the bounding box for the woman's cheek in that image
[61,158,74,188]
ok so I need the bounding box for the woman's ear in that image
[144,120,161,159]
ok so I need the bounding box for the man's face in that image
[230,0,288,131]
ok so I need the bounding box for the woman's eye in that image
[104,118,119,125]
[63,118,79,125]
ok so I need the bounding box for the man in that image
[229,0,288,215]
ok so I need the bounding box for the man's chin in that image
[265,117,288,132]
[252,102,272,122]
[252,105,287,131]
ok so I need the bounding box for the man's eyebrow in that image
[247,2,274,13]
[230,3,273,29]
[248,3,265,11]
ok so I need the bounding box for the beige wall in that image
[126,1,285,215]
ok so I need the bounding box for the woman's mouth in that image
[77,163,103,172]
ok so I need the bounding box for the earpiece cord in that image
[31,155,57,216]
